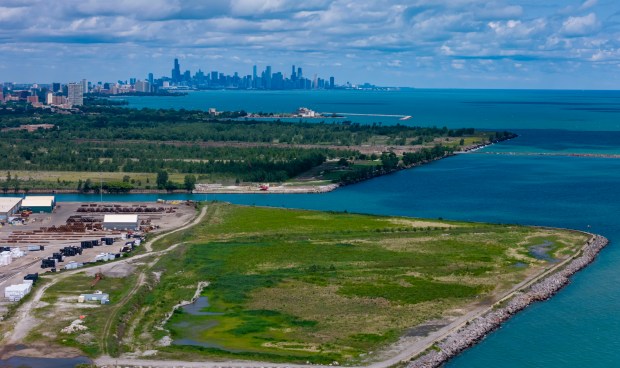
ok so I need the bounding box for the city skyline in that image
[0,1,619,89]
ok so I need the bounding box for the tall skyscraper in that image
[297,67,303,79]
[67,83,83,106]
[329,76,335,89]
[148,73,154,85]
[265,66,272,89]
[291,65,296,80]
[172,59,181,83]
[52,82,61,92]
[81,79,88,94]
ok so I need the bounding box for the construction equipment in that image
[91,271,104,288]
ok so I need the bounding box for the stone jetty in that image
[408,235,609,368]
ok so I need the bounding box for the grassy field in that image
[123,203,587,364]
[18,203,588,364]
[3,170,230,190]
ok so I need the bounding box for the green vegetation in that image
[18,204,587,363]
[0,103,514,190]
[112,204,585,364]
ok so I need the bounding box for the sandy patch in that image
[385,219,457,228]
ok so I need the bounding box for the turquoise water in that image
[120,89,620,130]
[6,89,620,366]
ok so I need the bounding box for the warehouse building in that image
[103,214,139,230]
[0,197,23,220]
[21,196,55,213]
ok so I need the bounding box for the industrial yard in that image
[0,198,197,318]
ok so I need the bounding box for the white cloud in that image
[0,0,618,88]
[561,13,599,37]
[580,0,598,11]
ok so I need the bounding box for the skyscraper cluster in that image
[160,58,337,90]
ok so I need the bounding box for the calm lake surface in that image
[8,89,620,367]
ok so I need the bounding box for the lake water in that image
[7,89,620,367]
[118,89,620,131]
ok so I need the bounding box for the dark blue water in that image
[5,90,620,366]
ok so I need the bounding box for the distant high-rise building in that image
[52,83,61,92]
[297,67,303,79]
[265,66,272,89]
[172,59,181,83]
[291,65,296,80]
[135,80,150,93]
[46,91,53,104]
[81,79,88,94]
[67,83,83,106]
[52,95,67,105]
[330,76,335,89]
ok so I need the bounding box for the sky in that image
[0,0,619,89]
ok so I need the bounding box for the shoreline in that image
[477,151,620,159]
[407,234,609,368]
[1,136,516,197]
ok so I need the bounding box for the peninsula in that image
[0,101,515,194]
[0,203,605,368]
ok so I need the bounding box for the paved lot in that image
[0,201,196,315]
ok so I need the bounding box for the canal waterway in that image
[4,89,620,367]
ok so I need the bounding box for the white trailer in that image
[4,283,32,302]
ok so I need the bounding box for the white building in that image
[0,197,23,220]
[103,214,139,230]
[296,107,318,118]
[21,196,55,213]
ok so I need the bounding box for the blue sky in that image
[1,0,619,88]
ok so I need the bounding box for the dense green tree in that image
[156,170,169,189]
[183,174,197,192]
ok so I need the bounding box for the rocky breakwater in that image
[408,235,609,368]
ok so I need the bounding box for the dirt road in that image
[2,205,208,347]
